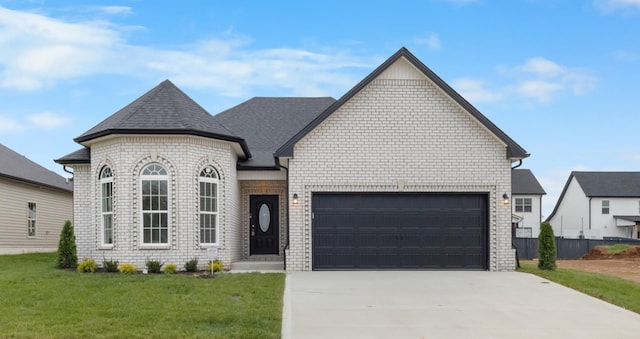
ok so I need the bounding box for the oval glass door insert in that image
[258,203,271,232]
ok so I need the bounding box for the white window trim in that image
[139,164,171,249]
[100,167,114,248]
[199,166,219,247]
[602,200,610,215]
[515,198,532,213]
[27,202,36,237]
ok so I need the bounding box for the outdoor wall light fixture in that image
[293,193,299,205]
[502,193,509,205]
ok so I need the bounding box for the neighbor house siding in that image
[548,177,591,238]
[71,135,239,269]
[0,177,73,254]
[512,194,543,237]
[590,197,636,238]
[286,59,513,271]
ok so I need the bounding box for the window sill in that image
[200,244,219,248]
[98,245,114,250]
[140,244,171,250]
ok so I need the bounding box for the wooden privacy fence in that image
[513,237,640,260]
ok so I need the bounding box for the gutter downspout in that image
[511,159,523,170]
[63,166,74,175]
[510,159,522,268]
[588,197,592,231]
[277,158,290,271]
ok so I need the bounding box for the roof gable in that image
[75,80,250,158]
[512,169,546,195]
[0,144,72,191]
[275,47,529,160]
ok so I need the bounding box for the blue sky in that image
[0,0,639,216]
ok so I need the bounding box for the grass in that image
[0,252,285,338]
[519,262,640,314]
[602,244,632,254]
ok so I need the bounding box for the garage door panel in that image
[312,193,487,270]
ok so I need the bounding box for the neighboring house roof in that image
[512,169,546,195]
[275,47,529,160]
[546,171,640,222]
[0,143,72,192]
[215,97,336,169]
[73,79,251,158]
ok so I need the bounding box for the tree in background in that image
[538,221,557,270]
[57,220,77,269]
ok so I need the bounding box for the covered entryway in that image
[312,193,488,270]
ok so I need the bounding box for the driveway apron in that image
[282,271,640,339]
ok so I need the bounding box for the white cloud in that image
[443,0,481,6]
[518,57,565,77]
[516,80,564,103]
[594,0,640,12]
[612,50,639,62]
[413,33,441,51]
[0,6,371,97]
[452,78,503,103]
[96,6,133,16]
[0,115,26,133]
[27,112,70,129]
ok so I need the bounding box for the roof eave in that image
[0,173,72,192]
[75,129,252,160]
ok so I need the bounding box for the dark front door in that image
[250,195,279,255]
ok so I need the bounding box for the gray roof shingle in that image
[55,148,90,165]
[215,97,336,168]
[275,47,529,160]
[512,169,546,195]
[74,80,250,158]
[574,172,640,197]
[1,144,72,192]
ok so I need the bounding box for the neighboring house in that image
[55,47,529,271]
[511,169,546,238]
[546,171,640,239]
[0,144,73,254]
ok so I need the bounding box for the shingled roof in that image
[512,169,546,195]
[1,144,72,192]
[215,97,336,168]
[275,47,529,160]
[573,172,640,197]
[73,80,250,158]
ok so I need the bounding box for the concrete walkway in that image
[282,271,640,338]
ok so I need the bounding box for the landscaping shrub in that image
[102,258,119,273]
[208,260,224,272]
[119,263,137,274]
[145,260,164,274]
[538,221,557,270]
[185,258,198,272]
[77,259,97,273]
[164,263,177,274]
[57,220,77,269]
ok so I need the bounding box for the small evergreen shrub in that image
[538,221,557,271]
[102,258,119,273]
[208,260,224,272]
[56,220,77,269]
[185,258,198,272]
[164,263,177,274]
[146,260,164,274]
[119,263,137,274]
[77,259,97,273]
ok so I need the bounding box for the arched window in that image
[199,166,218,245]
[141,164,169,244]
[100,166,114,245]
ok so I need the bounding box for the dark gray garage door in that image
[312,193,488,270]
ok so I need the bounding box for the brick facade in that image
[69,135,240,270]
[285,60,514,271]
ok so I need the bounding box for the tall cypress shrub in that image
[537,221,557,270]
[57,220,77,269]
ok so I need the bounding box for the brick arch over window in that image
[193,158,225,248]
[131,154,177,249]
[95,159,116,249]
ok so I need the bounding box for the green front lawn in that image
[0,253,285,338]
[519,263,640,314]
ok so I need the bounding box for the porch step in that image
[230,260,284,273]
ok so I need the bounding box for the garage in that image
[312,193,488,270]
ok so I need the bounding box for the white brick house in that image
[56,48,529,271]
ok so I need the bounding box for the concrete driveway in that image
[282,271,640,338]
